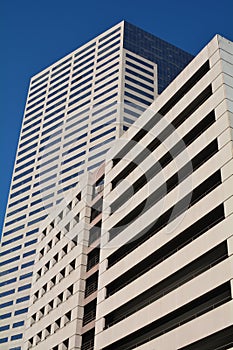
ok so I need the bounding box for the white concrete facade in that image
[23,166,105,350]
[95,34,233,349]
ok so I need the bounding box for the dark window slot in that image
[105,242,228,325]
[172,85,212,128]
[112,61,210,167]
[81,329,95,350]
[86,248,100,271]
[90,199,103,222]
[85,272,98,298]
[103,282,231,350]
[178,325,233,350]
[159,61,210,116]
[112,89,213,190]
[108,201,224,269]
[83,299,97,326]
[89,223,101,246]
[110,168,221,241]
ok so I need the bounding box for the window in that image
[29,203,52,216]
[30,78,48,92]
[27,90,46,105]
[96,54,120,71]
[93,85,118,101]
[125,67,153,83]
[31,193,54,206]
[14,308,28,315]
[18,284,31,292]
[0,277,17,288]
[0,256,20,266]
[21,261,34,269]
[39,137,61,152]
[70,76,92,92]
[10,186,31,199]
[34,174,56,187]
[65,116,89,131]
[0,337,8,344]
[7,205,28,218]
[5,215,26,227]
[98,40,120,57]
[124,91,152,105]
[74,48,95,64]
[64,124,88,139]
[67,100,91,115]
[13,321,24,328]
[57,182,77,194]
[13,167,34,181]
[11,333,23,341]
[1,234,23,246]
[3,225,24,237]
[87,161,103,171]
[126,52,154,69]
[52,57,72,71]
[23,249,36,257]
[62,141,86,156]
[99,27,121,42]
[0,312,12,320]
[19,272,33,280]
[28,215,47,226]
[97,47,120,63]
[50,71,70,85]
[41,121,63,136]
[0,301,13,308]
[89,136,115,152]
[36,155,59,169]
[29,84,47,97]
[49,77,69,91]
[68,91,91,107]
[90,127,115,142]
[126,60,154,76]
[60,160,84,174]
[24,239,37,247]
[15,159,35,173]
[98,32,121,48]
[74,42,95,57]
[0,245,21,257]
[91,119,115,134]
[58,170,84,184]
[19,134,39,149]
[32,183,55,197]
[31,71,49,85]
[125,83,154,99]
[46,91,67,105]
[0,267,18,277]
[51,63,71,77]
[16,296,30,303]
[93,93,118,108]
[125,75,154,91]
[44,108,65,121]
[26,97,45,111]
[35,166,58,179]
[0,289,15,298]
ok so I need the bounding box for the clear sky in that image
[0,0,232,236]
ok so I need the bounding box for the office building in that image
[23,34,233,350]
[0,21,193,350]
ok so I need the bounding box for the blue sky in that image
[0,0,233,235]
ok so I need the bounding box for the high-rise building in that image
[0,21,193,350]
[22,34,233,350]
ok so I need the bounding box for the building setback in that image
[22,34,233,350]
[0,21,193,350]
